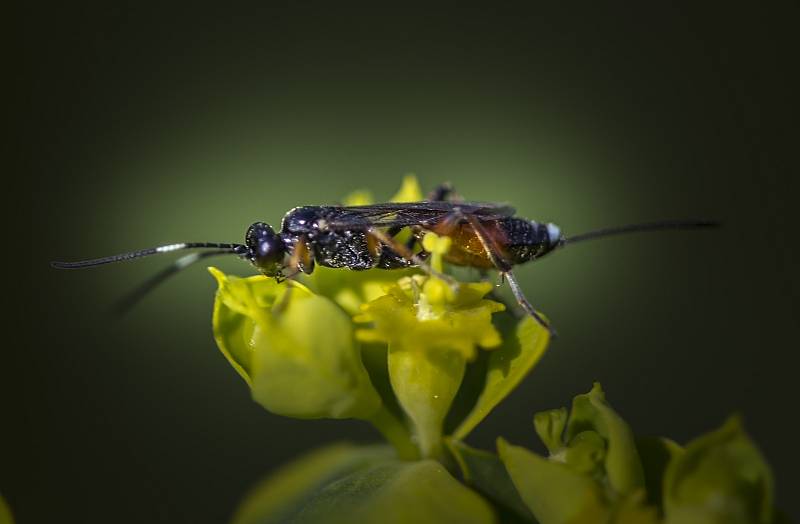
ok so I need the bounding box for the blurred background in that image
[14,4,797,522]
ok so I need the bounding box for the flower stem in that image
[367,406,419,461]
[388,346,466,460]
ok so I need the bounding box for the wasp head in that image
[245,222,286,277]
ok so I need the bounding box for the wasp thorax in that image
[245,222,286,276]
[282,206,324,234]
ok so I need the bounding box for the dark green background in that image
[15,4,797,523]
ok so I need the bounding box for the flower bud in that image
[210,267,382,420]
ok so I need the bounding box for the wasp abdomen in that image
[500,218,557,264]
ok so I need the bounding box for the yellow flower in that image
[353,246,506,458]
[355,275,505,360]
[209,176,550,460]
[209,267,382,420]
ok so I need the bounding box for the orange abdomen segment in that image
[430,220,509,269]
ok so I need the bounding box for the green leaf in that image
[231,443,395,524]
[498,438,606,524]
[610,492,660,524]
[235,444,498,524]
[663,416,774,524]
[558,489,611,524]
[300,460,496,524]
[453,316,550,440]
[446,439,536,522]
[534,407,569,456]
[565,491,658,524]
[565,383,645,495]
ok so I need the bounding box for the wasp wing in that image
[323,201,516,230]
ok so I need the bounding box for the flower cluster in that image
[208,178,780,524]
[209,176,549,461]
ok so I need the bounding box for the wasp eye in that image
[245,222,286,276]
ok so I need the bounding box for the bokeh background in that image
[15,4,797,523]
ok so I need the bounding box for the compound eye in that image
[257,236,282,259]
[246,222,270,248]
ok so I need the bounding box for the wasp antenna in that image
[51,242,247,269]
[112,250,234,314]
[562,219,719,245]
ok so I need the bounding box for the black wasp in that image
[52,184,717,335]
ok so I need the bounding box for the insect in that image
[51,184,717,335]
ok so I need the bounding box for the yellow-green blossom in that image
[354,275,505,359]
[209,176,543,461]
[354,271,505,458]
[209,267,382,420]
[206,177,779,524]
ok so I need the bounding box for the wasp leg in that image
[503,271,557,337]
[454,209,557,336]
[289,236,315,274]
[485,288,525,320]
[479,268,526,319]
[272,286,294,314]
[366,227,458,286]
[427,182,463,203]
[427,182,454,202]
[282,235,315,281]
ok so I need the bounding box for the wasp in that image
[52,184,717,334]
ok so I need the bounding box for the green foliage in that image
[205,178,781,523]
[210,268,381,420]
[355,274,506,458]
[0,494,13,524]
[564,383,645,495]
[231,444,394,524]
[499,437,606,524]
[446,439,535,521]
[663,416,774,524]
[496,384,777,524]
[453,316,550,440]
[232,444,495,524]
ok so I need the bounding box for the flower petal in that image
[210,267,311,385]
[210,267,382,420]
[355,276,505,361]
[389,174,424,202]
